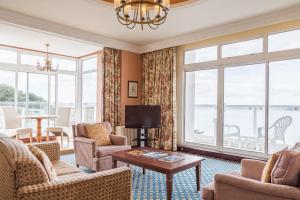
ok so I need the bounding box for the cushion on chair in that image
[86,123,112,146]
[52,160,81,176]
[75,122,113,138]
[261,149,285,183]
[271,148,300,186]
[0,136,49,188]
[96,145,131,157]
[28,145,58,181]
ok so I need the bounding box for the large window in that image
[223,64,265,152]
[185,69,218,146]
[184,46,217,64]
[82,57,97,123]
[184,28,300,157]
[269,59,300,153]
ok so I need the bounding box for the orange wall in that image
[120,50,142,125]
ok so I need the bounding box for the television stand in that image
[137,128,148,147]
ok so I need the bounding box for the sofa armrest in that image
[74,137,96,168]
[18,167,132,200]
[32,142,60,161]
[214,173,300,200]
[110,134,127,145]
[241,159,266,180]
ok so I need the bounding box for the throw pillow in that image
[29,145,58,181]
[85,123,112,146]
[261,152,281,183]
[271,148,300,187]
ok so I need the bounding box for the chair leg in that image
[29,131,33,144]
[46,130,49,142]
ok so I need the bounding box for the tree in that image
[0,83,46,102]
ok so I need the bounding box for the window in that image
[223,64,265,152]
[21,54,45,66]
[269,59,300,153]
[269,29,300,52]
[82,57,97,72]
[222,38,263,58]
[82,57,97,123]
[184,46,217,64]
[82,72,97,123]
[0,70,16,129]
[0,49,17,64]
[183,27,300,157]
[185,69,218,145]
[52,57,76,71]
[58,74,76,124]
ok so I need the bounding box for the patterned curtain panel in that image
[102,47,121,130]
[142,47,177,151]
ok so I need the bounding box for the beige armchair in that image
[72,122,131,171]
[202,159,300,200]
[0,134,132,200]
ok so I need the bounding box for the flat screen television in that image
[125,105,161,128]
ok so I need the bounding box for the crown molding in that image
[139,4,300,53]
[0,7,142,53]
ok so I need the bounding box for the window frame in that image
[182,29,300,159]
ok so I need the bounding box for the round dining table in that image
[17,115,56,143]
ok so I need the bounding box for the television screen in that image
[125,105,161,128]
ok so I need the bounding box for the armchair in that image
[72,122,131,171]
[202,159,300,200]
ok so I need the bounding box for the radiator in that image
[115,126,137,146]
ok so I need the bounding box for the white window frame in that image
[183,29,300,159]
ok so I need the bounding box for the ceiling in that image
[0,0,299,54]
[0,23,102,57]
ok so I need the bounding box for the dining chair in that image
[46,107,71,148]
[0,106,33,142]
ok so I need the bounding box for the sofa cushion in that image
[29,145,58,181]
[52,160,81,176]
[75,122,113,138]
[271,148,300,186]
[261,149,284,183]
[86,123,112,146]
[0,136,49,188]
[96,145,131,157]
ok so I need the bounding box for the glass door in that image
[185,69,218,146]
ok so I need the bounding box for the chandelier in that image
[114,0,170,30]
[36,44,58,72]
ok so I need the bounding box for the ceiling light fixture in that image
[36,44,58,72]
[114,0,170,30]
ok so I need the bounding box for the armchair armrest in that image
[18,167,132,200]
[74,137,96,168]
[215,173,300,200]
[33,142,60,161]
[110,134,127,145]
[241,159,266,180]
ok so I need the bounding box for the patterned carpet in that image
[61,154,240,200]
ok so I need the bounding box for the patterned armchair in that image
[0,134,132,200]
[72,122,131,171]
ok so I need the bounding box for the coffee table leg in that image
[142,168,145,174]
[196,163,201,191]
[166,173,173,200]
[113,158,117,168]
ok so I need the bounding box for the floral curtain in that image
[102,47,121,130]
[142,47,177,151]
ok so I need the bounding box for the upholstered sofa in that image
[0,134,132,200]
[202,159,300,200]
[72,122,131,171]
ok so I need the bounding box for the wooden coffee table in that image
[111,147,205,200]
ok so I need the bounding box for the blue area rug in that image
[61,154,240,200]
